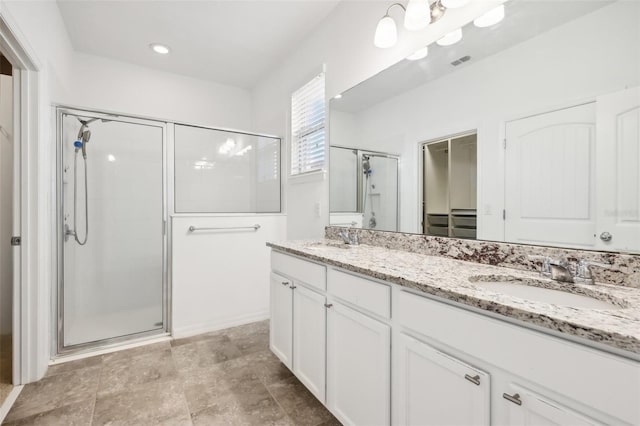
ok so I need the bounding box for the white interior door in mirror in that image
[596,87,640,253]
[505,103,596,249]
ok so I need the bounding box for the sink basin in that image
[471,279,623,310]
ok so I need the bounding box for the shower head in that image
[75,116,110,159]
[362,155,371,174]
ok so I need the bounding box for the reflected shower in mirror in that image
[329,0,640,253]
[329,146,399,232]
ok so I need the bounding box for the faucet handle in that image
[528,255,552,276]
[575,259,611,283]
[578,259,611,269]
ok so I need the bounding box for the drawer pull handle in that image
[503,393,522,406]
[464,374,480,386]
[290,285,297,289]
[281,281,289,286]
[324,303,333,308]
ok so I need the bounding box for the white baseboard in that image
[172,310,270,339]
[0,385,23,423]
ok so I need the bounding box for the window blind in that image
[291,73,325,175]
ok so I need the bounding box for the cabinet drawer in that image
[271,251,326,291]
[328,269,390,318]
[397,290,640,425]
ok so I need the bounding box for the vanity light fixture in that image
[149,43,170,55]
[473,4,505,27]
[406,46,429,60]
[436,28,462,46]
[441,0,469,8]
[374,1,447,48]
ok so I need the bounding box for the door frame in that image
[0,11,43,384]
[54,106,170,355]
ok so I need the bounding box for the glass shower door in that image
[362,154,399,232]
[59,111,165,349]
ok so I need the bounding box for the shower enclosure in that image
[329,146,399,231]
[57,108,167,352]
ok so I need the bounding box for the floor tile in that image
[45,355,103,378]
[92,378,191,426]
[244,350,294,386]
[2,398,95,426]
[98,347,178,396]
[268,376,334,426]
[172,334,242,375]
[5,366,101,422]
[100,341,171,364]
[225,320,269,340]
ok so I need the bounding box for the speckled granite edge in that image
[267,241,640,356]
[325,227,640,288]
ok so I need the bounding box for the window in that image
[291,73,325,175]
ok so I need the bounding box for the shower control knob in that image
[599,232,612,242]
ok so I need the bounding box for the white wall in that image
[252,0,504,239]
[334,1,640,239]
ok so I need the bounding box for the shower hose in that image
[73,149,89,245]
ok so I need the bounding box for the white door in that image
[327,301,390,426]
[269,272,292,368]
[293,284,326,403]
[595,87,640,252]
[505,103,597,249]
[393,333,490,426]
[502,385,603,425]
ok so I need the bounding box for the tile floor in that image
[3,321,341,425]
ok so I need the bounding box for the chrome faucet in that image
[338,229,359,246]
[528,255,611,285]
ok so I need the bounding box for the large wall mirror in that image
[329,0,640,253]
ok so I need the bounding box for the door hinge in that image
[502,210,506,220]
[11,236,21,246]
[503,139,507,149]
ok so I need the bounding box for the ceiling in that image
[57,0,341,89]
[332,0,612,113]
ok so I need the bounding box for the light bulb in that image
[149,43,170,55]
[474,5,505,28]
[404,0,430,31]
[441,0,470,8]
[436,28,462,46]
[406,47,429,61]
[374,15,398,48]
[334,94,342,99]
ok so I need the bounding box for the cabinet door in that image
[502,385,603,426]
[293,284,326,403]
[327,301,390,426]
[394,333,490,426]
[270,272,292,368]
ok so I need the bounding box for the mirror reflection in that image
[329,0,640,253]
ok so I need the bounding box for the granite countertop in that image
[267,239,640,357]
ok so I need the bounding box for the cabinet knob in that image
[324,303,333,308]
[281,281,289,286]
[464,374,480,386]
[503,392,522,406]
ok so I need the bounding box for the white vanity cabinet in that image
[326,301,391,426]
[500,384,604,426]
[393,332,490,426]
[269,271,293,368]
[270,252,327,402]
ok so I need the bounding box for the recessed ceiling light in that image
[334,94,343,99]
[150,43,170,55]
[406,47,429,61]
[474,5,505,28]
[436,28,462,46]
